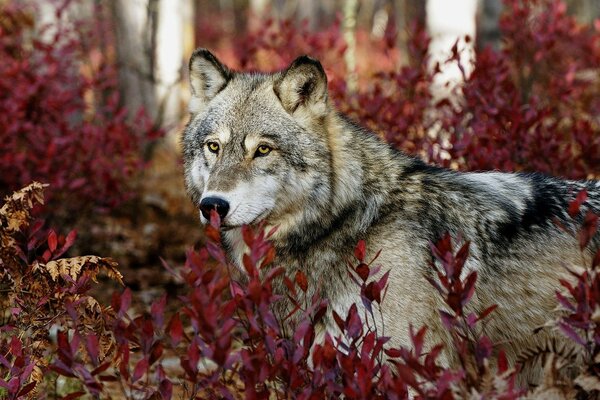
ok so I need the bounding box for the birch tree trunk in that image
[111,0,192,127]
[426,0,478,103]
[343,0,359,92]
[111,0,158,122]
[155,0,189,127]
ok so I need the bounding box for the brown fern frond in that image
[0,181,47,232]
[0,182,48,273]
[517,337,580,368]
[39,256,123,285]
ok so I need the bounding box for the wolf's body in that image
[182,49,600,381]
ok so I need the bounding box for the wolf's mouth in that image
[218,209,271,231]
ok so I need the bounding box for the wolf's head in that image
[182,49,336,233]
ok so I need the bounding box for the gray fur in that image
[182,49,600,383]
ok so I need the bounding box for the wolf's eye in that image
[207,141,220,154]
[255,145,272,157]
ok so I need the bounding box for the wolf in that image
[182,48,600,381]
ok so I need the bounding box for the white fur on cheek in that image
[201,175,279,226]
[191,157,210,225]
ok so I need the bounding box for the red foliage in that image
[0,2,160,218]
[555,192,600,380]
[443,0,600,178]
[4,0,600,398]
[9,209,524,399]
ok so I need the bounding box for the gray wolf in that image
[181,48,600,381]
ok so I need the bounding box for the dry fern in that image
[35,255,123,285]
[0,182,47,274]
[0,183,124,395]
[518,336,580,374]
[528,354,578,399]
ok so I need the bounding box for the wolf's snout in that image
[200,197,230,220]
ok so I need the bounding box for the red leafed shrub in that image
[3,185,600,398]
[0,183,123,399]
[443,0,600,178]
[551,191,600,391]
[0,186,526,399]
[0,2,160,220]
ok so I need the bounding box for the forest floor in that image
[76,130,205,309]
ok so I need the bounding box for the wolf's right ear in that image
[274,55,328,118]
[188,49,231,114]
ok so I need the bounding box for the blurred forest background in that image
[2,0,600,300]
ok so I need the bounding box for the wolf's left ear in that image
[188,48,232,114]
[274,56,328,117]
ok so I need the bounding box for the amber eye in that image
[207,141,220,154]
[255,145,272,157]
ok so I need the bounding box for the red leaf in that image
[395,363,421,392]
[85,334,99,366]
[168,314,183,346]
[354,240,366,262]
[346,304,363,338]
[569,189,587,218]
[282,276,297,296]
[49,364,76,378]
[60,391,86,400]
[159,379,173,400]
[377,271,390,292]
[9,336,22,356]
[209,209,221,229]
[151,294,167,327]
[241,224,254,246]
[410,325,427,357]
[461,271,478,306]
[295,270,308,292]
[48,230,57,252]
[63,229,77,251]
[477,304,498,321]
[355,263,370,282]
[119,288,132,316]
[497,349,508,373]
[150,342,163,365]
[132,358,148,383]
[205,224,220,243]
[475,335,493,364]
[260,246,276,269]
[558,321,586,346]
[332,310,345,332]
[384,348,403,358]
[364,281,381,303]
[439,310,456,329]
[556,292,576,312]
[91,362,112,376]
[17,382,36,397]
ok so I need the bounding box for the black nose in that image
[199,197,230,220]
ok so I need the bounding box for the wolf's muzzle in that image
[200,197,230,220]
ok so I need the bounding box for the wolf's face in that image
[182,49,333,231]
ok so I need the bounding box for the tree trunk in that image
[111,0,192,128]
[343,0,359,92]
[155,0,190,127]
[111,0,158,122]
[426,0,478,103]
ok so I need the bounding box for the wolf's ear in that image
[274,56,328,117]
[188,48,231,114]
